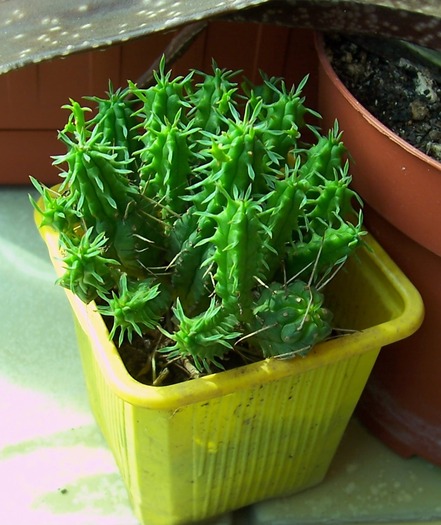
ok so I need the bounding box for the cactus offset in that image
[248,281,333,357]
[57,228,120,303]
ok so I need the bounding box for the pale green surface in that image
[0,188,141,525]
[1,187,441,525]
[245,419,441,524]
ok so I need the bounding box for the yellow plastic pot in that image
[37,215,423,525]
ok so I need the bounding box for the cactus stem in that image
[285,260,315,286]
[165,251,180,271]
[254,276,270,289]
[138,209,168,226]
[236,323,278,346]
[141,265,173,276]
[122,200,136,220]
[141,193,181,219]
[152,367,170,386]
[182,358,201,379]
[316,258,347,291]
[136,259,165,276]
[133,233,155,245]
[307,237,324,287]
[273,346,312,360]
[297,292,314,331]
[202,261,215,281]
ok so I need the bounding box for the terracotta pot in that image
[315,32,441,465]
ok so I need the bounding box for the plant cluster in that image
[32,59,365,379]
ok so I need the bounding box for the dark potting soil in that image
[117,332,261,386]
[103,313,262,386]
[324,34,441,163]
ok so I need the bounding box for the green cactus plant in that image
[32,57,366,383]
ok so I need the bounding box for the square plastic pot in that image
[37,217,423,525]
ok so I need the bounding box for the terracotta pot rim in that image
[314,32,441,173]
[315,31,441,258]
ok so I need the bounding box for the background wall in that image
[0,23,317,185]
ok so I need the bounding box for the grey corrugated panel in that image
[0,0,440,74]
